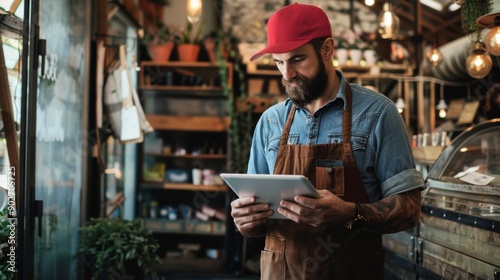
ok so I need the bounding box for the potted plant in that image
[333,31,350,66]
[211,28,254,173]
[175,20,206,62]
[140,0,173,61]
[76,217,161,280]
[344,28,365,65]
[0,208,15,279]
[143,22,175,61]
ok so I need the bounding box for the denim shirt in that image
[247,70,425,202]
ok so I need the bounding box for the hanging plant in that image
[461,0,492,41]
[214,29,253,173]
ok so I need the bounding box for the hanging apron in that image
[260,84,384,280]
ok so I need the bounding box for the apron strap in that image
[342,83,358,169]
[279,106,296,147]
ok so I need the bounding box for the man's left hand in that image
[277,189,355,227]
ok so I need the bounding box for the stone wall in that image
[222,0,378,44]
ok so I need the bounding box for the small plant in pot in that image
[76,217,161,280]
[0,208,16,279]
[175,20,206,62]
[143,22,175,62]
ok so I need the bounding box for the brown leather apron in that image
[260,84,384,280]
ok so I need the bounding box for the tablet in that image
[220,173,320,219]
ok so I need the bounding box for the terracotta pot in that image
[148,41,174,62]
[203,38,217,62]
[177,44,200,62]
[203,38,229,63]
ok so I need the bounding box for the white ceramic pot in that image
[336,48,348,66]
[364,49,377,66]
[350,49,362,65]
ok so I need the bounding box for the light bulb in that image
[485,26,500,56]
[426,47,443,66]
[365,0,375,6]
[465,42,493,79]
[378,3,400,39]
[436,99,447,118]
[187,0,202,23]
[395,97,405,113]
[438,108,447,118]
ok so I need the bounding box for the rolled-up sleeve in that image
[381,169,425,197]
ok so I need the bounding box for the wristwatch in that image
[344,202,367,230]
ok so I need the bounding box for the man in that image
[230,3,425,280]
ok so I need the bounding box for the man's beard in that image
[281,59,329,108]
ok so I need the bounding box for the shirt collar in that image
[333,70,348,110]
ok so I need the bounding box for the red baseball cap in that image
[250,3,332,61]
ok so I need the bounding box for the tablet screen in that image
[220,173,319,219]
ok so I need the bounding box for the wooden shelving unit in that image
[137,61,235,274]
[146,115,230,131]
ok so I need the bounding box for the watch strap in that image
[344,202,367,230]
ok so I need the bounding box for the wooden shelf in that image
[338,64,413,74]
[146,115,230,131]
[142,181,228,192]
[147,226,226,236]
[140,61,232,89]
[150,228,226,236]
[145,153,227,159]
[141,61,220,67]
[140,85,222,92]
[144,219,226,236]
[153,258,223,273]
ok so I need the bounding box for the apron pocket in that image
[316,160,344,196]
[261,235,286,280]
[260,250,285,280]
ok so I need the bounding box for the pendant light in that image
[436,84,447,119]
[395,80,405,113]
[187,0,203,24]
[395,97,406,113]
[465,41,493,79]
[426,48,444,66]
[378,2,400,39]
[476,1,500,56]
[426,34,443,66]
[365,0,375,7]
[484,24,500,55]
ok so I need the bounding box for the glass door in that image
[3,0,91,278]
[31,0,90,279]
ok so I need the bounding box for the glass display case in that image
[383,119,500,280]
[421,119,500,279]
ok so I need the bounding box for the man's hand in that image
[277,189,356,227]
[231,197,273,237]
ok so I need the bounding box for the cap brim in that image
[249,39,312,61]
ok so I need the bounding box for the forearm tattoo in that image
[361,188,421,234]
